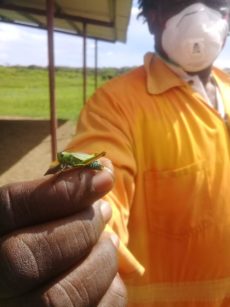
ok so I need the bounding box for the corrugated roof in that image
[0,0,132,42]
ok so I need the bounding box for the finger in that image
[0,159,114,235]
[98,274,127,307]
[1,237,119,307]
[0,201,113,298]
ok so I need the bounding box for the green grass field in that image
[1,65,230,120]
[0,66,112,120]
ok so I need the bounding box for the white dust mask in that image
[161,3,229,72]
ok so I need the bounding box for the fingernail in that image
[110,233,120,248]
[92,170,114,194]
[100,201,112,222]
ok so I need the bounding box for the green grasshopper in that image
[45,151,106,175]
[57,151,106,171]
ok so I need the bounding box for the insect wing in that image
[71,151,106,166]
[83,151,106,165]
[70,152,95,164]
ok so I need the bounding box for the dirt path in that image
[0,117,76,186]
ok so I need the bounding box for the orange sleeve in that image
[66,86,145,275]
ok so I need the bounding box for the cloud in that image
[0,23,21,41]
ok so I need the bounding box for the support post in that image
[95,39,98,90]
[47,0,57,161]
[83,22,87,104]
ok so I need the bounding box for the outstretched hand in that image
[0,159,127,306]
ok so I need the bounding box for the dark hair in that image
[138,0,158,17]
[138,0,230,16]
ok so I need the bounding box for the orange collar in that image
[144,52,185,95]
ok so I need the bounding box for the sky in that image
[0,0,230,69]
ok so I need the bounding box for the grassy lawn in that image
[0,66,106,120]
[1,66,229,120]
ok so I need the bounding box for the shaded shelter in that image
[0,0,132,160]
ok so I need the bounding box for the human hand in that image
[0,160,127,306]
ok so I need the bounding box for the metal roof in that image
[0,0,132,42]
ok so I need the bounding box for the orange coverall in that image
[66,53,230,306]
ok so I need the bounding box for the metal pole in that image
[83,22,87,104]
[95,39,98,90]
[47,0,57,161]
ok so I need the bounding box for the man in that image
[65,0,230,305]
[0,0,230,306]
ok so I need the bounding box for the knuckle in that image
[77,220,97,251]
[110,275,128,305]
[42,280,89,307]
[52,178,72,205]
[0,185,17,235]
[53,171,91,207]
[73,205,104,250]
[0,235,39,296]
[0,181,36,235]
[55,218,98,263]
[98,275,128,307]
[100,238,119,270]
[80,214,99,245]
[47,171,93,214]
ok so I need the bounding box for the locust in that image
[45,151,106,175]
